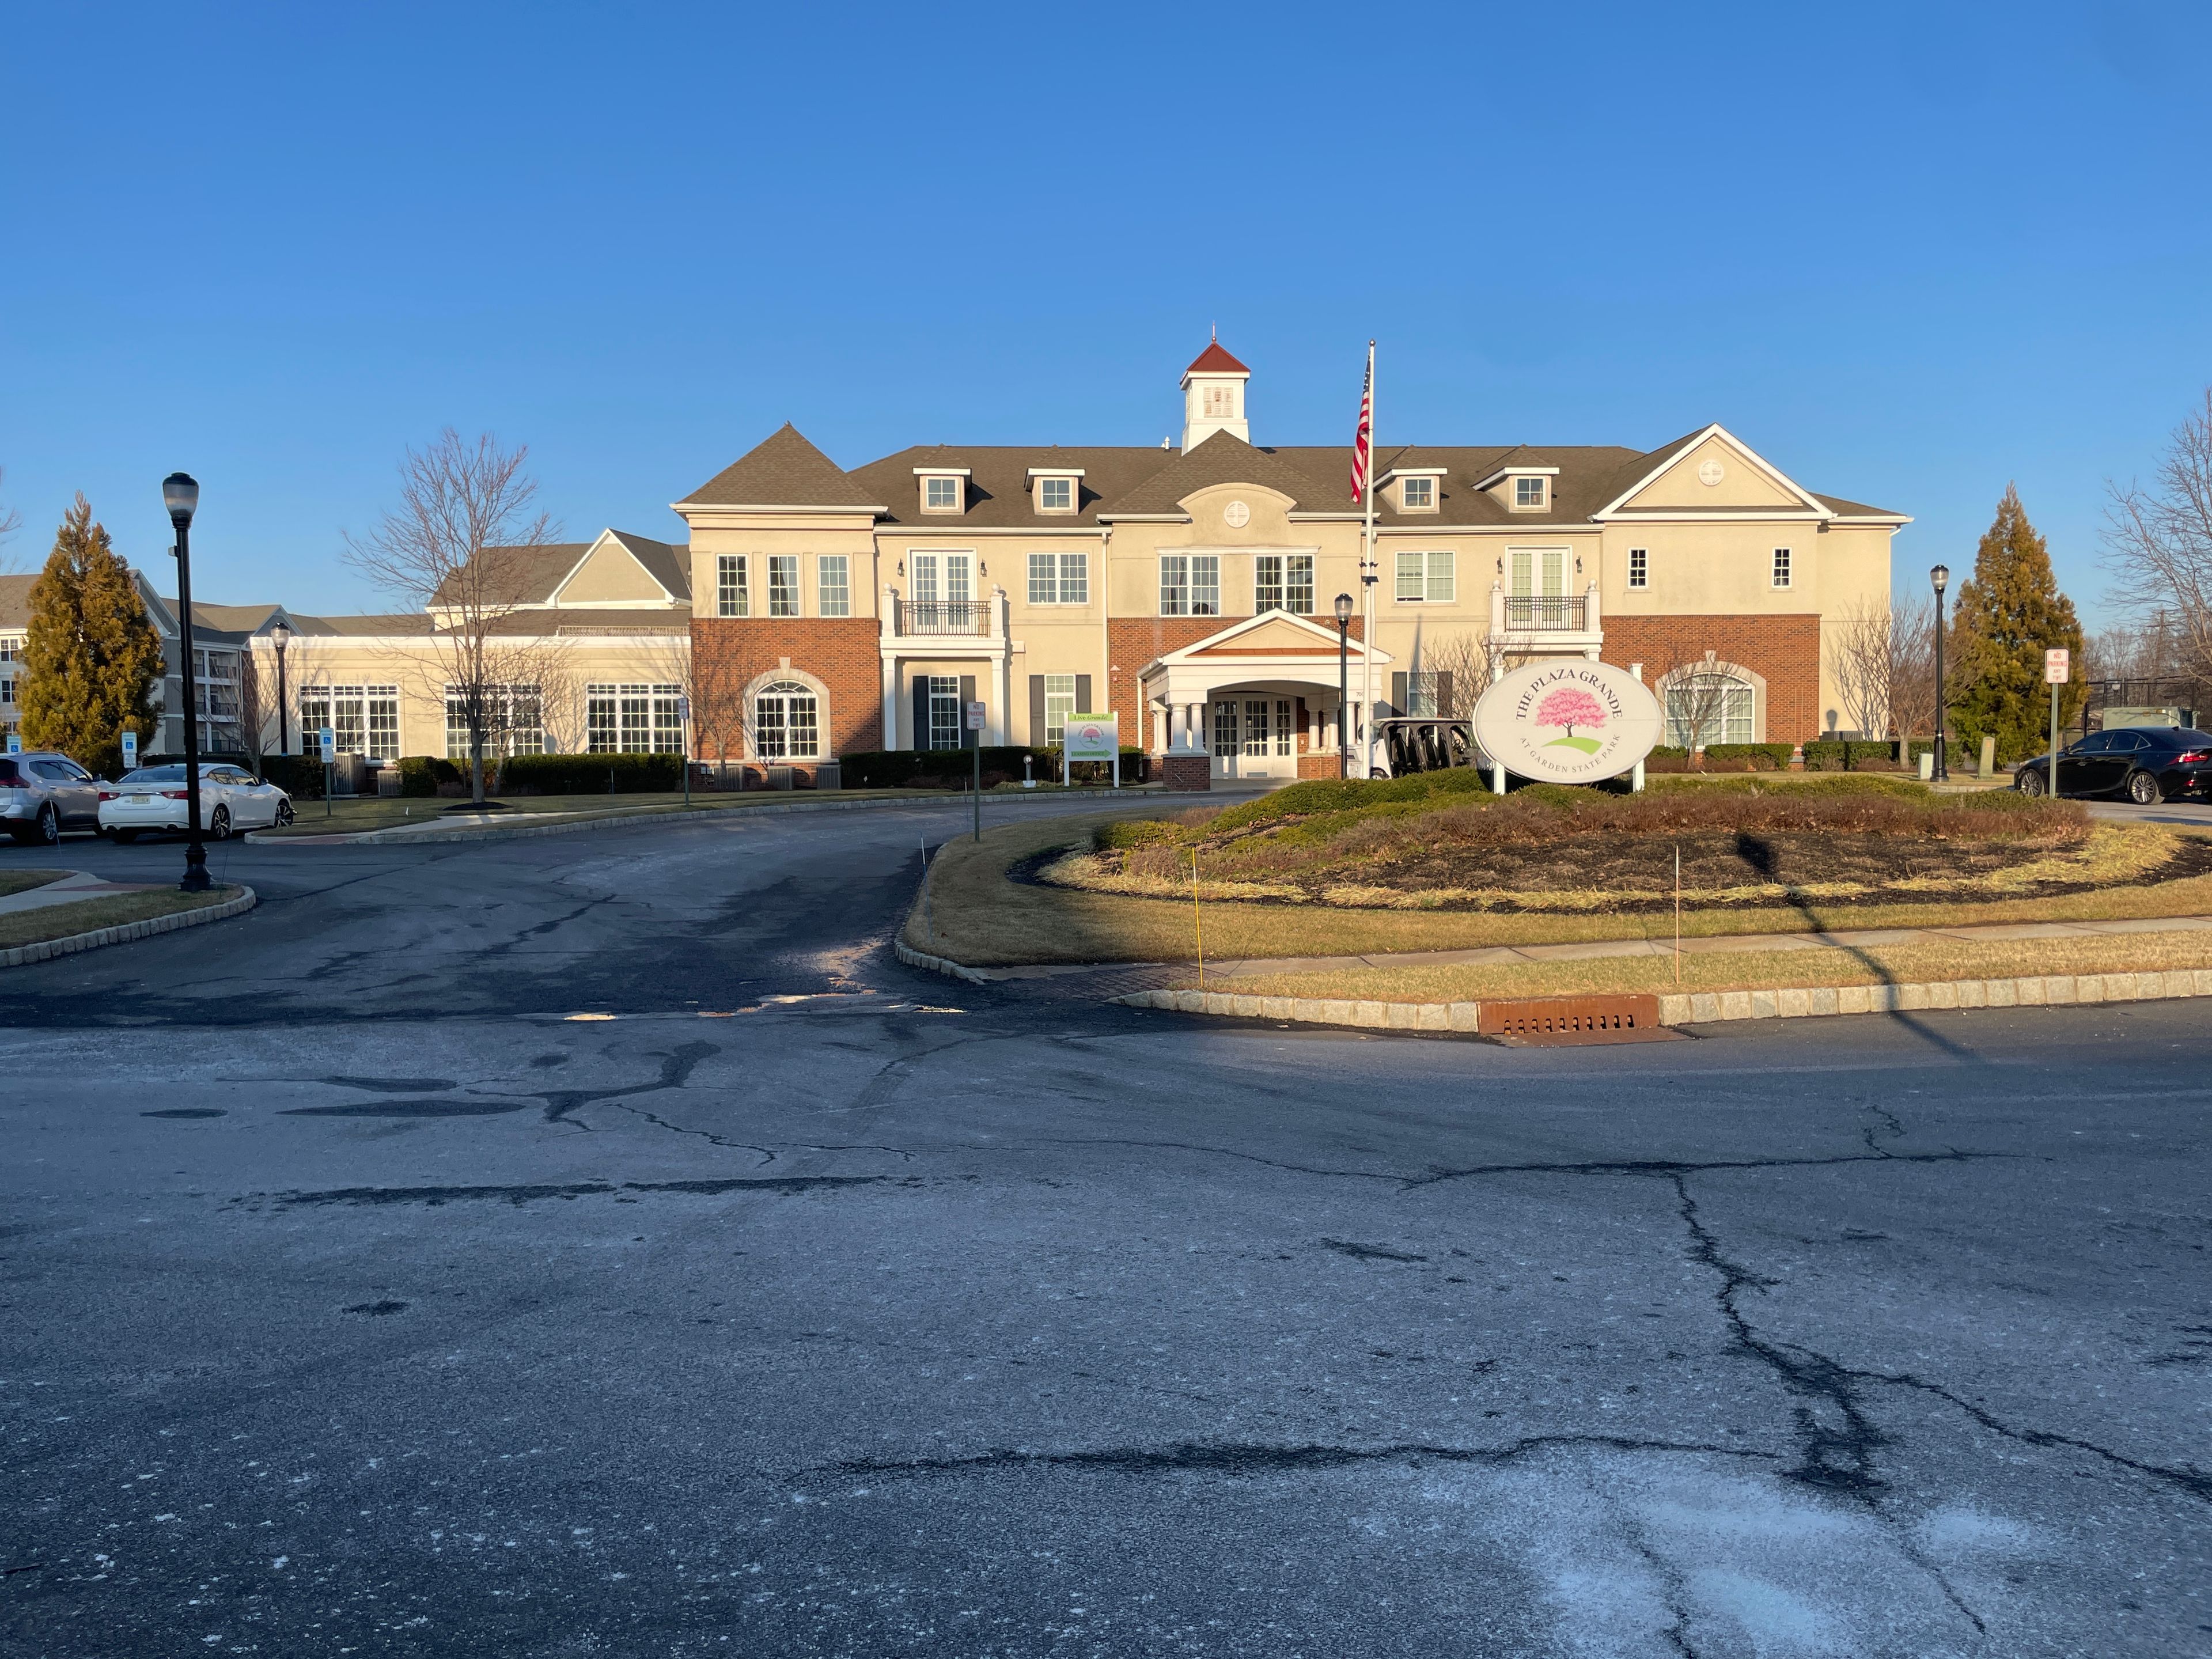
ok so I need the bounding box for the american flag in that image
[1349,347,1373,503]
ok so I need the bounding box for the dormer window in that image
[1514,476,1546,509]
[1027,467,1084,514]
[915,467,970,514]
[1401,475,1438,511]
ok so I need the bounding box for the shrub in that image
[839,748,1053,789]
[495,753,684,794]
[395,755,463,797]
[256,755,326,799]
[1703,743,1797,771]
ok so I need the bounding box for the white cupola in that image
[1180,334,1251,450]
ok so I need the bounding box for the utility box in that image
[329,753,369,796]
[2101,706,2192,730]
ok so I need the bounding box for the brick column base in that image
[1159,753,1212,791]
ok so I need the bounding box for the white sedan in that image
[100,764,296,842]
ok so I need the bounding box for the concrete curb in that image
[892,938,992,985]
[248,786,1221,848]
[0,885,257,969]
[1110,968,2212,1032]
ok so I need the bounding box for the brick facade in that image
[1599,613,1822,743]
[691,617,882,757]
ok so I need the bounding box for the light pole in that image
[163,472,211,892]
[270,620,291,757]
[1334,591,1354,778]
[1930,563,1950,783]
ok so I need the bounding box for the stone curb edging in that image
[1110,968,2212,1032]
[0,885,257,969]
[892,938,992,985]
[247,786,1222,848]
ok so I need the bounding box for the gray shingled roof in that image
[851,444,1179,528]
[605,531,691,599]
[680,424,883,510]
[0,574,33,631]
[1104,431,1334,517]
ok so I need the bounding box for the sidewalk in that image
[0,870,164,916]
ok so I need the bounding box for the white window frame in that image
[1393,548,1455,603]
[1044,673,1076,744]
[754,680,820,760]
[1028,551,1088,605]
[1772,547,1792,589]
[1160,554,1220,617]
[817,554,850,618]
[717,554,749,618]
[1037,476,1073,513]
[768,554,800,617]
[1627,547,1648,590]
[1400,475,1434,510]
[922,475,963,513]
[1514,476,1547,509]
[1255,552,1314,615]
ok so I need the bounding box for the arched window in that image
[1664,671,1755,747]
[754,681,820,759]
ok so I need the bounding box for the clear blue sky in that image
[3,2,2207,623]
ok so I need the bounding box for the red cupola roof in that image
[1183,339,1250,377]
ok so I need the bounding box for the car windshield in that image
[119,766,188,785]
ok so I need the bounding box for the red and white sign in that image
[2045,648,2070,684]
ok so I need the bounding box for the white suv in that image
[0,752,103,845]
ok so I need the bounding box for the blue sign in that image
[318,726,336,763]
[121,730,138,766]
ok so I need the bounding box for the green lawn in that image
[0,870,69,898]
[0,885,241,950]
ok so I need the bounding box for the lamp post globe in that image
[164,472,211,892]
[1334,592,1355,779]
[1930,563,1951,783]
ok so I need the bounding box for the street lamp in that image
[162,472,211,892]
[1334,591,1355,779]
[1930,563,1950,783]
[270,620,291,757]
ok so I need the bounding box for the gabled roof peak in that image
[1182,339,1250,380]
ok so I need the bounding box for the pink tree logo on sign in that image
[1534,685,1606,754]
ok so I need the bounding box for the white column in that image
[882,585,900,642]
[881,656,899,751]
[1491,579,1505,637]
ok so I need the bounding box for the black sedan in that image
[2016,726,2212,803]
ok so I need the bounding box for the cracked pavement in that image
[1,804,2209,1656]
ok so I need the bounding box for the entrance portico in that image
[1139,612,1392,782]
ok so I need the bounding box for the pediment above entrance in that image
[1144,608,1389,676]
[1192,615,1337,656]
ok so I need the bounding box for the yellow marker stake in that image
[1191,847,1205,993]
[1674,843,1683,986]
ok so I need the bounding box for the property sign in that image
[2045,648,2070,684]
[965,700,986,732]
[317,726,337,763]
[1063,714,1119,761]
[4,733,18,756]
[676,695,691,722]
[1471,660,1664,785]
[121,730,138,767]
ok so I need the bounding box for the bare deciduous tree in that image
[1650,649,1759,760]
[0,467,22,573]
[343,431,563,805]
[2104,389,2212,690]
[1830,600,1894,740]
[1887,594,1938,741]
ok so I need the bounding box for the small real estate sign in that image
[1471,660,1663,784]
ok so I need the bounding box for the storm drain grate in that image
[1478,994,1675,1045]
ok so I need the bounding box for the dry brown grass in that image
[908,809,2212,967]
[1185,929,2212,1005]
[0,869,68,898]
[0,885,241,950]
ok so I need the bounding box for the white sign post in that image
[1062,714,1120,790]
[676,695,692,806]
[2045,647,2070,796]
[319,725,337,819]
[967,701,987,840]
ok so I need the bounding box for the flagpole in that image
[1360,340,1377,778]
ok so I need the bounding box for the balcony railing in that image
[1503,594,1588,630]
[902,600,988,636]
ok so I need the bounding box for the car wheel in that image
[2017,768,2046,797]
[209,805,232,841]
[2127,769,2162,805]
[32,804,58,846]
[274,800,294,827]
[112,829,138,844]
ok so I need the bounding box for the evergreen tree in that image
[1947,484,2084,762]
[20,497,164,777]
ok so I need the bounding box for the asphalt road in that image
[2,802,2209,1658]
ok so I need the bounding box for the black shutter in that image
[1029,676,1047,745]
[911,675,930,752]
[1437,672,1455,719]
[1391,672,1407,717]
[959,675,978,750]
[1074,674,1092,715]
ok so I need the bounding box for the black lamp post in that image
[1930,563,1950,783]
[270,620,291,757]
[163,473,211,892]
[1334,591,1354,778]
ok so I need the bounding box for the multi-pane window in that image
[817,555,850,618]
[300,688,330,748]
[755,682,820,759]
[1203,385,1234,418]
[1160,554,1220,616]
[925,476,961,510]
[1044,674,1076,744]
[1027,552,1089,605]
[329,684,366,754]
[1772,547,1792,589]
[717,554,748,618]
[586,685,618,752]
[1393,549,1456,603]
[927,675,963,751]
[1665,676,1755,747]
[1405,672,1440,717]
[367,688,400,758]
[585,683,686,753]
[1514,476,1546,507]
[768,555,800,616]
[1628,547,1649,589]
[1400,476,1434,509]
[619,685,651,751]
[1038,477,1073,511]
[445,683,543,759]
[653,684,684,753]
[1255,554,1314,615]
[1213,700,1239,757]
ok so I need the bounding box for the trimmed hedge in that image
[1802,739,1902,771]
[495,753,685,794]
[396,755,464,797]
[1703,743,1797,771]
[839,748,1050,789]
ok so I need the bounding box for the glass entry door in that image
[1210,697,1296,777]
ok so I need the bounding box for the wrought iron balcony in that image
[902,600,988,636]
[1503,594,1588,630]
